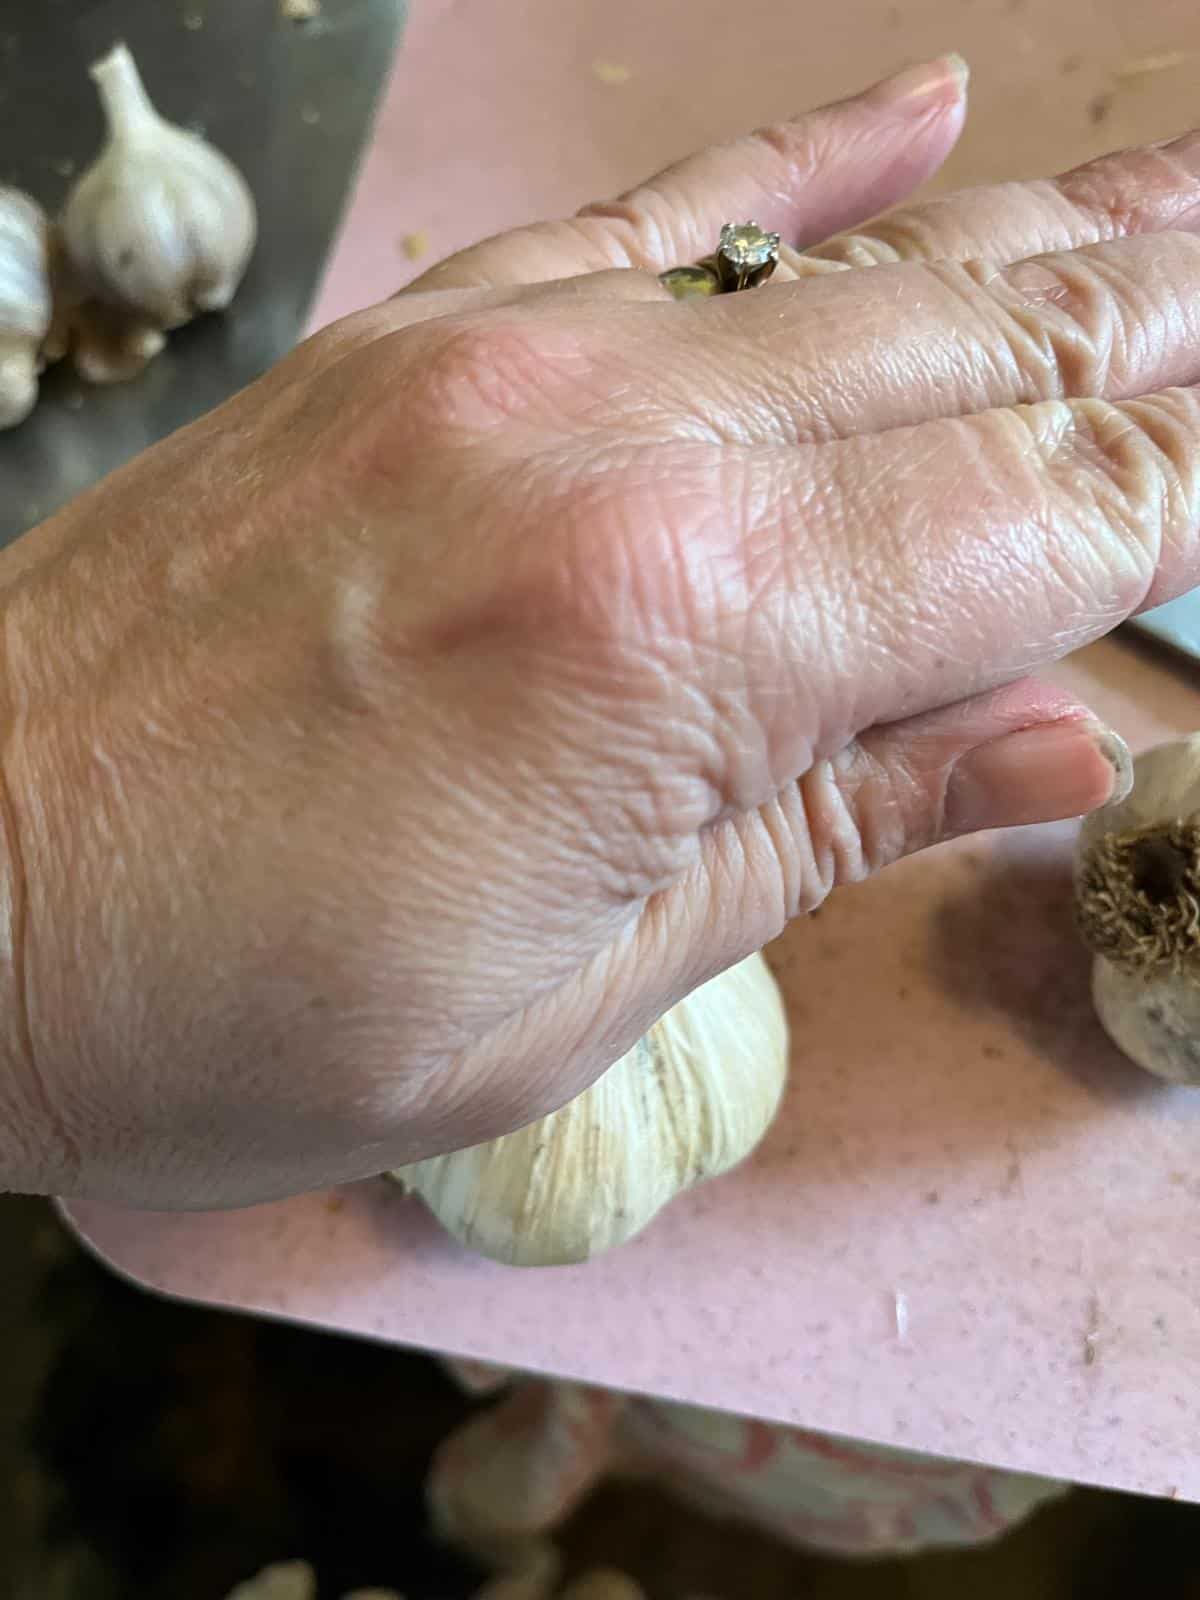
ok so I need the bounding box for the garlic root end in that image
[1076,820,1200,977]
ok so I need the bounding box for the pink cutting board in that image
[68,0,1200,1502]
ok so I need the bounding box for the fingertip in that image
[761,56,967,248]
[944,53,971,96]
[858,52,970,115]
[944,715,1127,837]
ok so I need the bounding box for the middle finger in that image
[679,228,1200,442]
[802,130,1200,271]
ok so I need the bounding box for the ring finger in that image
[657,228,1200,442]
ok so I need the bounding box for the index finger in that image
[409,56,967,291]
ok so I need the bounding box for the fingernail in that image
[944,718,1130,836]
[867,53,970,111]
[1096,726,1134,804]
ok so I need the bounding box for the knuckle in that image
[501,472,663,652]
[808,191,981,268]
[746,118,803,163]
[744,117,848,199]
[571,197,671,269]
[804,231,904,268]
[336,313,595,488]
[956,255,1115,401]
[393,316,562,435]
[1054,142,1200,243]
[1034,394,1198,604]
[767,742,916,917]
[1050,167,1139,243]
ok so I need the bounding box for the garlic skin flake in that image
[1076,735,1200,1083]
[0,187,53,429]
[392,952,790,1267]
[60,42,256,334]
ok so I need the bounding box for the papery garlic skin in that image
[1091,959,1200,1085]
[1076,735,1200,1083]
[392,952,790,1267]
[0,187,53,429]
[60,42,256,333]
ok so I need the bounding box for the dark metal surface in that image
[0,0,402,546]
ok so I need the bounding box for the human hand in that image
[5,57,1200,1206]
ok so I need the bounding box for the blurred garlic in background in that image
[62,42,256,328]
[223,1562,318,1600]
[53,40,256,383]
[0,186,53,428]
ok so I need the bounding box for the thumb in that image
[426,681,1126,1151]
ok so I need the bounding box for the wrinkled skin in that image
[3,56,1200,1206]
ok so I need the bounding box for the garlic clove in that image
[0,186,54,429]
[69,303,167,387]
[558,1574,648,1600]
[223,1562,317,1600]
[392,952,790,1267]
[60,42,257,334]
[1091,957,1200,1085]
[0,346,39,431]
[43,232,167,386]
[1075,734,1200,1082]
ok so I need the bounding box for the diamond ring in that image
[659,221,781,300]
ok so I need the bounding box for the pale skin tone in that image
[4,55,1200,1206]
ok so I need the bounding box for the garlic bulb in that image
[1075,735,1200,1082]
[222,1569,406,1600]
[392,953,789,1267]
[0,187,53,429]
[224,1563,315,1600]
[60,42,256,334]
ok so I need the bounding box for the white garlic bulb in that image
[60,42,256,334]
[392,953,790,1267]
[1075,735,1200,1083]
[473,1573,646,1600]
[0,187,53,429]
[223,1563,316,1600]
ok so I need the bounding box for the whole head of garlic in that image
[1075,735,1200,1083]
[392,952,790,1267]
[60,42,256,334]
[0,187,53,429]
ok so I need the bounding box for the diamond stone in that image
[718,222,779,267]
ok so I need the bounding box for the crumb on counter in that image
[593,59,633,86]
[1088,92,1114,124]
[401,230,430,261]
[280,0,322,19]
[1114,49,1193,78]
[1083,1295,1101,1367]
